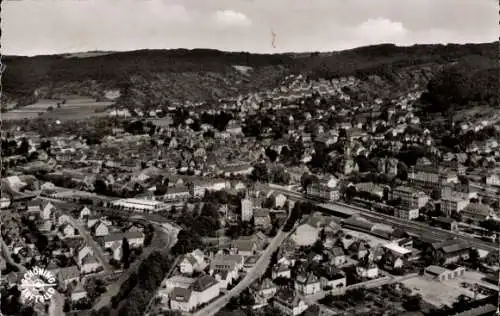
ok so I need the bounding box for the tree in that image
[94,179,108,195]
[468,249,480,268]
[250,163,269,182]
[18,137,30,156]
[403,294,422,311]
[121,238,131,269]
[265,148,279,162]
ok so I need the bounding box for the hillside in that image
[2,42,497,109]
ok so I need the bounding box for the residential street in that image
[193,229,290,316]
[64,216,113,273]
[92,222,177,311]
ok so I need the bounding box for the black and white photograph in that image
[1,1,499,316]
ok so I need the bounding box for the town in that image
[2,62,499,316]
[1,2,499,316]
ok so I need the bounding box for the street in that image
[193,229,290,316]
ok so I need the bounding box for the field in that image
[2,97,114,121]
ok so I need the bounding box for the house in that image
[71,282,88,302]
[60,223,76,238]
[319,270,346,291]
[40,201,55,221]
[424,265,465,281]
[191,275,220,306]
[231,237,259,257]
[273,292,309,316]
[266,192,287,208]
[253,208,272,230]
[329,247,346,266]
[170,275,220,312]
[272,263,291,279]
[80,253,101,274]
[79,206,92,219]
[91,221,109,237]
[86,215,100,228]
[356,264,379,279]
[170,287,194,312]
[102,231,145,249]
[294,272,321,296]
[162,276,196,293]
[57,214,71,226]
[179,249,206,276]
[57,266,80,288]
[76,245,93,266]
[253,278,277,300]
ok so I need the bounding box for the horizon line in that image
[4,40,497,58]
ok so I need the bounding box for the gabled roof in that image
[192,275,218,292]
[171,287,192,302]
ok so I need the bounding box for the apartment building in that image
[392,186,429,210]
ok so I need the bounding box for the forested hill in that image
[2,42,497,108]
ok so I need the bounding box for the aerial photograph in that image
[0,0,499,316]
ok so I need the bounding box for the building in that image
[253,208,272,230]
[307,182,340,201]
[272,263,291,279]
[394,208,420,220]
[111,198,168,213]
[424,265,465,281]
[461,203,495,224]
[294,273,321,296]
[329,247,346,266]
[409,166,458,192]
[431,217,459,231]
[179,250,206,276]
[189,179,229,198]
[485,174,500,187]
[241,193,253,222]
[433,240,470,265]
[441,193,469,216]
[170,275,220,312]
[102,231,145,249]
[274,292,309,316]
[163,186,191,202]
[392,186,429,210]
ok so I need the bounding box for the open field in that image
[2,97,114,121]
[401,276,487,308]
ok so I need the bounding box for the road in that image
[193,229,290,316]
[64,216,113,273]
[92,222,177,312]
[268,186,497,252]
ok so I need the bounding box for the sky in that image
[2,0,498,56]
